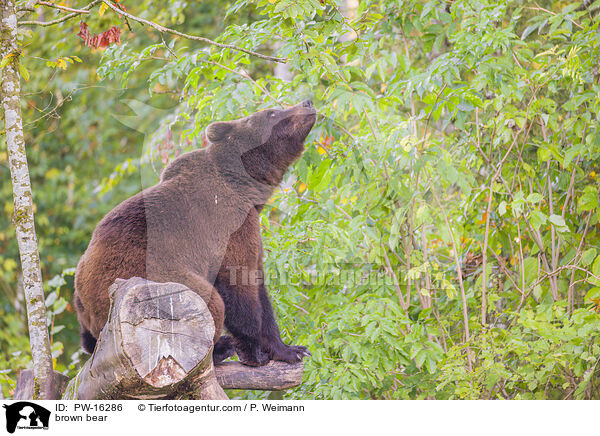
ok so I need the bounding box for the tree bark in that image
[0,0,54,400]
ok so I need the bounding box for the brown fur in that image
[74,101,316,366]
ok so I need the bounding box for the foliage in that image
[2,0,600,399]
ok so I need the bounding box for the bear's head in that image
[206,100,316,186]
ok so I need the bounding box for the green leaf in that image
[18,63,30,81]
[425,356,437,374]
[526,193,542,204]
[309,159,332,193]
[530,211,547,230]
[577,186,598,213]
[562,144,582,168]
[545,214,570,233]
[521,24,538,40]
[0,53,15,68]
[52,298,67,315]
[437,160,459,185]
[47,274,66,289]
[511,192,526,217]
[589,257,600,286]
[584,287,600,303]
[581,249,597,267]
[415,349,427,368]
[548,214,567,230]
[499,201,507,216]
[522,162,535,177]
[523,257,539,286]
[533,285,543,300]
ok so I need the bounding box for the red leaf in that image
[77,22,121,49]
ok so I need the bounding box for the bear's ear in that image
[206,121,234,143]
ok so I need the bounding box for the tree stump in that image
[62,277,227,400]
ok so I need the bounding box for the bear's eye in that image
[269,111,276,118]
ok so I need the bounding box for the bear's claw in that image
[269,344,311,364]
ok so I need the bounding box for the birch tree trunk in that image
[1,0,54,400]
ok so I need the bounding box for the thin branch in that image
[292,303,309,315]
[477,107,528,317]
[422,226,433,309]
[528,264,600,293]
[562,158,579,219]
[400,27,417,136]
[16,0,37,18]
[382,245,409,312]
[363,108,378,141]
[480,190,492,327]
[541,121,560,300]
[324,113,356,142]
[100,0,286,63]
[160,33,177,59]
[481,91,560,302]
[524,4,583,29]
[20,0,100,26]
[413,81,471,370]
[428,183,473,371]
[488,248,522,293]
[568,212,593,314]
[516,221,526,307]
[37,1,90,14]
[479,107,491,327]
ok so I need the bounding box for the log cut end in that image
[63,277,222,399]
[117,278,215,386]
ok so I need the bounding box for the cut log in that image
[62,277,227,400]
[215,361,303,391]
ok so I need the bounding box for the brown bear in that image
[74,100,316,366]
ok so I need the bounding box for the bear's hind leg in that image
[258,283,310,363]
[213,335,236,363]
[216,280,269,367]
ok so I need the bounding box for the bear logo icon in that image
[2,402,51,433]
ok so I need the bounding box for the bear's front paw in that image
[270,344,311,364]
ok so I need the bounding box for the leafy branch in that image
[99,0,286,63]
